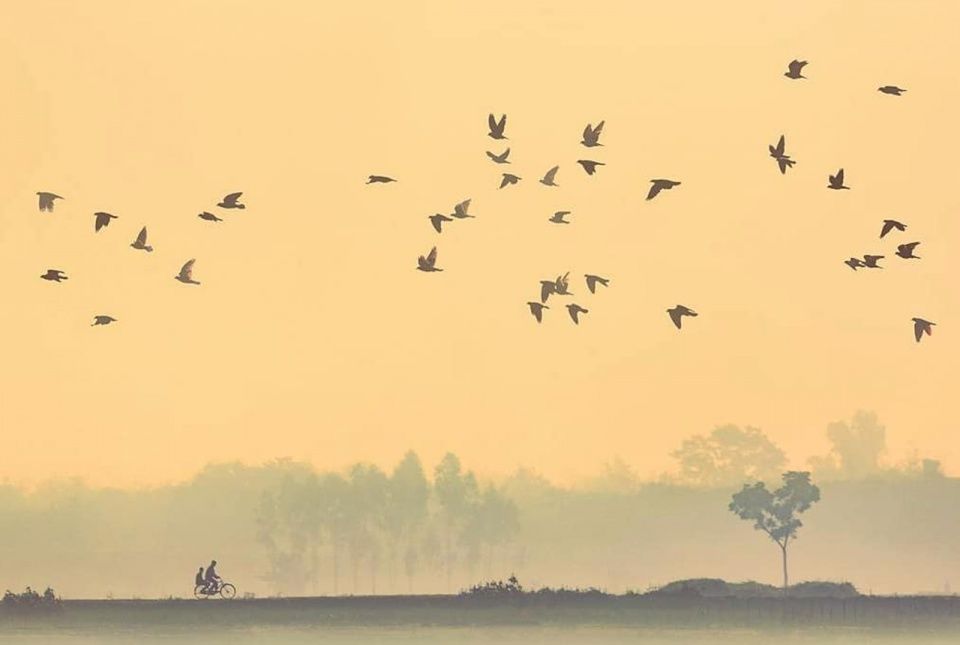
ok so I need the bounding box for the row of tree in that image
[255,452,519,594]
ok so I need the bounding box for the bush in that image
[2,587,62,609]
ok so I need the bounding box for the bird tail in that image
[237,204,246,209]
[145,246,153,252]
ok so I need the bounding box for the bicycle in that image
[194,580,237,599]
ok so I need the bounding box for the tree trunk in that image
[332,540,340,595]
[781,542,789,590]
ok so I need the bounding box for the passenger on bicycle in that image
[203,560,221,593]
[194,566,205,590]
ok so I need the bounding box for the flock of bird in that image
[368,60,934,342]
[35,191,247,325]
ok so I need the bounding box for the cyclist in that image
[203,560,221,593]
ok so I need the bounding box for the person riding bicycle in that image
[194,566,205,589]
[203,560,221,593]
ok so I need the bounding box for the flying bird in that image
[37,192,63,212]
[577,160,605,176]
[417,247,442,272]
[488,113,507,140]
[94,212,117,232]
[912,318,935,343]
[429,213,453,233]
[844,257,865,271]
[566,304,588,325]
[198,211,223,222]
[40,269,68,282]
[131,227,153,252]
[862,254,884,269]
[581,121,605,147]
[768,135,796,174]
[217,192,245,209]
[450,199,474,219]
[553,272,572,296]
[486,148,511,164]
[895,242,921,259]
[527,302,548,323]
[880,219,907,238]
[647,179,681,200]
[539,280,556,303]
[784,60,808,79]
[540,166,560,187]
[175,259,201,285]
[549,211,571,224]
[500,173,521,189]
[92,315,117,326]
[584,274,609,293]
[667,305,698,330]
[828,169,849,190]
[367,175,396,184]
[878,86,906,96]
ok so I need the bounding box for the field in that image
[2,595,960,644]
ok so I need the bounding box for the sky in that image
[0,0,957,488]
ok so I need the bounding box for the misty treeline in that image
[254,452,520,594]
[0,410,957,598]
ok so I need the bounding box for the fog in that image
[0,412,955,600]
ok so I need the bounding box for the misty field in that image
[2,596,960,644]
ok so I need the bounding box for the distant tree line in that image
[254,451,519,594]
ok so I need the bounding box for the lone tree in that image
[728,471,820,589]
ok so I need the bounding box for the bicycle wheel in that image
[219,583,236,599]
[194,585,208,599]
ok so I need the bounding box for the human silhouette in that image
[195,567,205,589]
[204,560,221,592]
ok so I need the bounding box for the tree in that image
[673,425,786,488]
[433,453,479,590]
[809,411,886,480]
[728,471,820,588]
[385,451,430,592]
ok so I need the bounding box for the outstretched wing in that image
[135,227,148,245]
[223,192,242,205]
[543,166,559,183]
[914,320,924,342]
[835,169,844,184]
[180,259,196,279]
[454,199,471,217]
[647,182,663,200]
[585,275,597,294]
[540,282,553,303]
[426,247,437,266]
[773,135,785,156]
[668,308,683,329]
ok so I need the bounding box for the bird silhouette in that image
[217,192,245,208]
[539,280,556,303]
[198,211,223,222]
[366,175,396,184]
[577,160,605,175]
[131,227,153,252]
[175,259,200,285]
[94,212,117,232]
[828,169,849,190]
[878,86,906,96]
[450,199,474,219]
[553,272,572,296]
[769,135,796,174]
[880,219,907,238]
[647,179,681,200]
[896,242,921,259]
[486,148,511,164]
[527,302,548,323]
[92,315,117,326]
[417,247,442,272]
[500,173,521,189]
[784,60,808,79]
[488,113,507,140]
[862,254,884,268]
[40,269,68,282]
[566,304,588,325]
[429,213,453,233]
[37,192,63,212]
[844,257,866,271]
[581,121,605,147]
[584,274,609,293]
[667,305,698,329]
[549,211,571,224]
[540,166,560,187]
[912,317,935,342]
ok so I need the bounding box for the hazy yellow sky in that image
[0,1,957,488]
